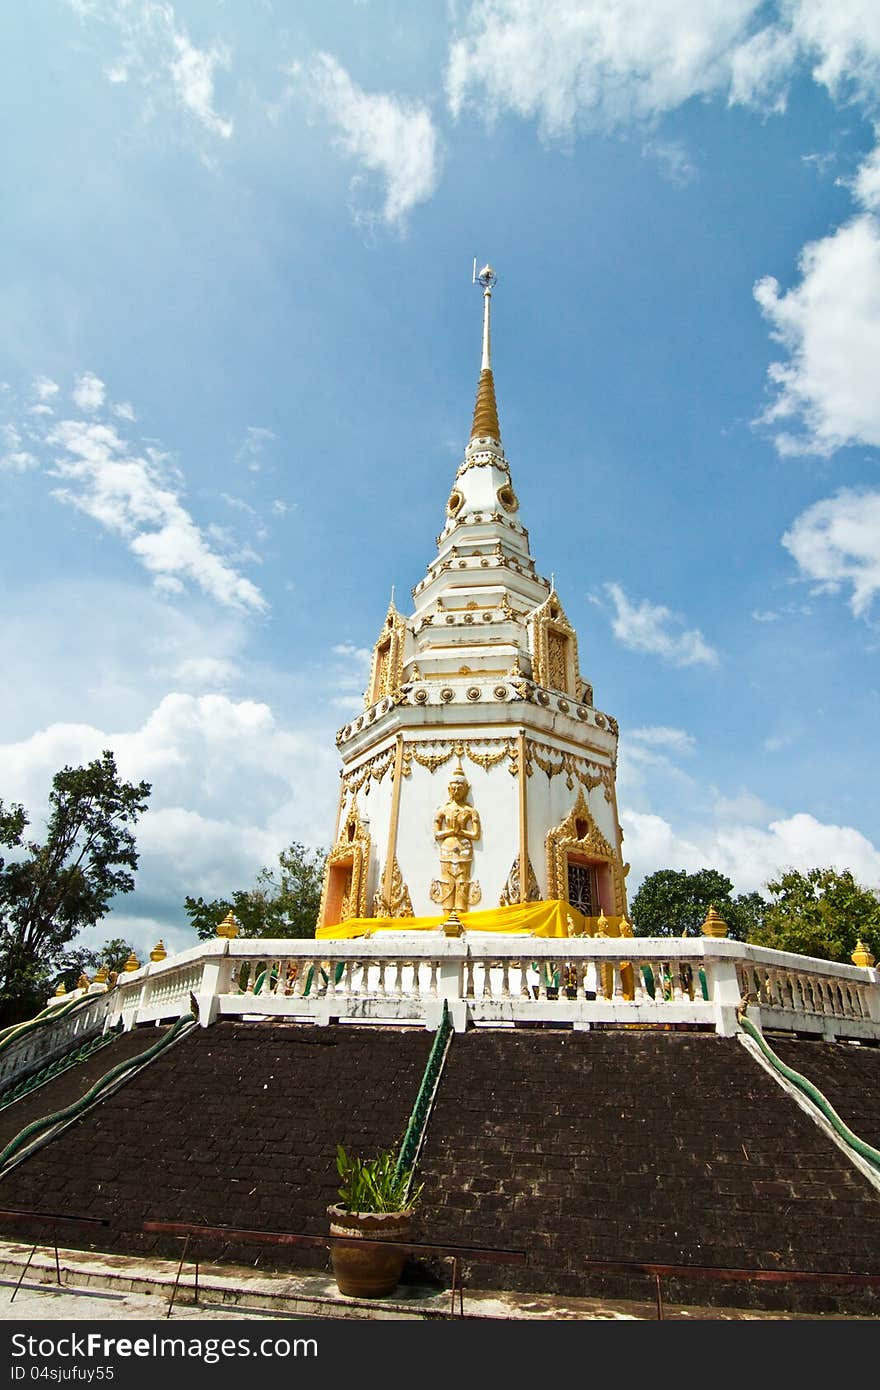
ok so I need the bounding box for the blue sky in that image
[2,1,880,956]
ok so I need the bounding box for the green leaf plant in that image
[335,1142,423,1214]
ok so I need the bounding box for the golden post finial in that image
[700,905,729,938]
[470,262,501,444]
[216,911,240,939]
[150,940,167,963]
[442,908,464,938]
[852,939,875,968]
[94,963,109,984]
[54,982,67,997]
[122,951,141,973]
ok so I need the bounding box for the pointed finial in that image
[122,951,141,973]
[852,939,875,968]
[700,905,729,938]
[390,583,395,608]
[150,939,167,963]
[470,262,501,444]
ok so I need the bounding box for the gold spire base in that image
[470,369,501,443]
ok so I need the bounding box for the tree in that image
[747,867,880,963]
[630,868,767,941]
[0,751,151,1024]
[52,936,137,993]
[185,840,327,941]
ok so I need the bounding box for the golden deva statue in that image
[430,761,482,911]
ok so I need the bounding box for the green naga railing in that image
[0,992,103,1060]
[0,1011,197,1172]
[738,1006,880,1175]
[395,1002,453,1195]
[0,1022,124,1113]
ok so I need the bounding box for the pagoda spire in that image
[470,263,501,445]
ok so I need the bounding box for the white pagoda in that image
[317,268,629,940]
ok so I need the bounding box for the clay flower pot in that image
[327,1204,414,1297]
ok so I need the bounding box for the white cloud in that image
[308,53,442,229]
[782,487,880,616]
[641,138,697,185]
[447,1,779,137]
[45,415,266,612]
[235,425,276,473]
[786,0,880,107]
[603,582,719,667]
[0,692,339,939]
[629,726,696,752]
[174,656,240,688]
[72,371,106,412]
[32,376,60,401]
[0,425,38,472]
[623,807,880,895]
[67,0,233,141]
[755,215,880,455]
[447,2,880,138]
[112,401,137,422]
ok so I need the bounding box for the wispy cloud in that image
[306,53,442,230]
[603,582,719,667]
[235,426,276,474]
[66,0,233,142]
[782,487,880,617]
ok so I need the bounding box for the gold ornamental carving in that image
[402,738,517,779]
[429,762,482,912]
[524,739,613,801]
[498,854,541,906]
[529,592,581,698]
[341,746,396,797]
[545,788,627,917]
[373,855,414,919]
[318,800,371,928]
[366,602,407,706]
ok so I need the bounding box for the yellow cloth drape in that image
[316,900,628,940]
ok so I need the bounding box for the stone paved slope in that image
[413,1029,880,1313]
[0,1021,431,1271]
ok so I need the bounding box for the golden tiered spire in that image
[470,263,501,444]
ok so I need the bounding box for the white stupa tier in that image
[318,268,628,931]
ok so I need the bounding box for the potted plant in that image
[328,1142,423,1298]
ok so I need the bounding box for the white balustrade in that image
[26,933,878,1041]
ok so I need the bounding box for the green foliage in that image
[630,868,766,941]
[185,840,327,941]
[0,752,150,1025]
[335,1143,422,1214]
[53,936,136,993]
[747,867,880,962]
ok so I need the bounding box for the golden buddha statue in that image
[430,762,482,912]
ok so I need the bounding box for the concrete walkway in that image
[0,1239,872,1321]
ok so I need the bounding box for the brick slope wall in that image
[0,1027,171,1152]
[0,1022,431,1271]
[770,1038,880,1150]
[413,1030,880,1313]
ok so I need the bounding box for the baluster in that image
[428,960,439,998]
[519,960,530,999]
[464,960,475,999]
[244,960,256,995]
[612,961,624,1001]
[410,961,420,1000]
[537,960,548,1001]
[377,962,387,997]
[500,960,511,999]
